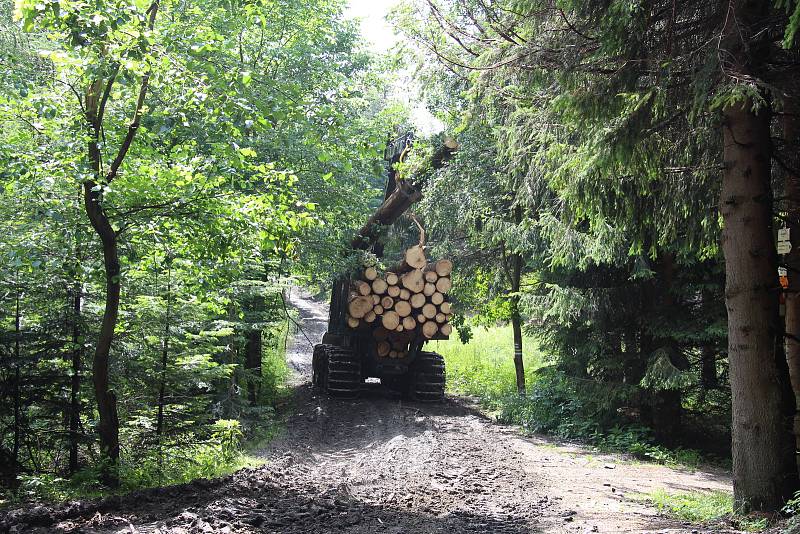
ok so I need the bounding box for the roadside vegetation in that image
[4,0,800,525]
[646,489,775,532]
[437,324,716,470]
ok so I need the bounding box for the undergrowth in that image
[647,490,770,532]
[8,419,269,504]
[433,324,712,470]
[429,324,543,406]
[2,321,292,506]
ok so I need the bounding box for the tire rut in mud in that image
[1,385,549,533]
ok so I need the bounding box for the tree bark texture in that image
[722,98,798,510]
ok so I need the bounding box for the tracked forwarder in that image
[312,133,458,400]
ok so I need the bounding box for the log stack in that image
[345,246,454,358]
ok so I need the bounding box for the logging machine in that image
[312,133,458,400]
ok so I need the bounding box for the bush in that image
[436,324,708,468]
[430,323,542,406]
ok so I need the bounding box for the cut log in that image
[435,277,452,293]
[424,270,438,283]
[373,327,390,340]
[422,320,438,339]
[381,296,394,309]
[440,301,452,314]
[432,259,453,277]
[395,300,412,317]
[372,294,381,305]
[417,314,427,323]
[373,305,384,315]
[396,325,404,332]
[364,266,378,281]
[348,296,373,319]
[422,303,437,319]
[410,293,426,308]
[431,292,444,305]
[353,280,371,296]
[439,323,453,336]
[352,181,423,250]
[372,278,388,295]
[351,139,456,251]
[385,272,399,285]
[389,350,398,358]
[423,283,436,296]
[399,288,411,300]
[402,316,416,330]
[364,310,376,323]
[404,245,427,270]
[346,315,359,328]
[401,269,424,293]
[435,312,446,323]
[387,285,400,297]
[381,310,400,330]
[377,341,390,357]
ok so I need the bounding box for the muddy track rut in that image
[1,289,736,533]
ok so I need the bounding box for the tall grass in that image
[427,325,544,408]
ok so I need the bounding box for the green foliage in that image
[497,369,597,438]
[648,489,733,523]
[6,418,265,503]
[646,489,769,531]
[1,0,403,498]
[783,490,800,516]
[440,327,711,468]
[432,323,543,405]
[778,0,800,47]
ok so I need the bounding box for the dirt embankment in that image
[1,289,736,534]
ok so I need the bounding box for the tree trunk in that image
[505,204,526,395]
[700,290,719,393]
[245,329,262,404]
[13,281,21,477]
[721,98,798,510]
[652,253,683,444]
[68,284,82,474]
[156,258,172,439]
[510,296,525,395]
[84,181,121,485]
[700,343,718,390]
[84,81,121,486]
[509,249,525,395]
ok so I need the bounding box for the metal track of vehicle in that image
[324,346,362,398]
[410,351,445,401]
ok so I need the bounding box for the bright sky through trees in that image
[345,0,443,134]
[345,0,398,52]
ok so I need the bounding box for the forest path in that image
[2,291,736,534]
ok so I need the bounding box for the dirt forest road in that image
[2,289,737,534]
